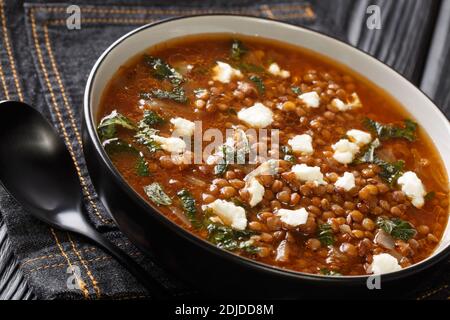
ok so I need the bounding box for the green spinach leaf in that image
[291,86,302,95]
[364,118,417,141]
[144,55,184,86]
[97,110,137,141]
[230,39,247,60]
[353,138,404,185]
[280,145,296,164]
[424,191,435,202]
[135,157,150,177]
[376,159,405,185]
[317,223,334,246]
[177,189,201,228]
[234,129,250,165]
[214,144,234,176]
[354,138,380,164]
[134,122,161,153]
[237,62,265,73]
[140,87,187,104]
[205,219,259,254]
[102,138,149,177]
[141,110,165,127]
[249,75,265,94]
[376,217,417,241]
[144,183,172,206]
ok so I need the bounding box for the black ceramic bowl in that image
[82,15,450,298]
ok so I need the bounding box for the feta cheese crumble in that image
[237,102,274,128]
[206,137,235,165]
[347,129,372,146]
[397,171,426,208]
[334,172,356,191]
[276,208,309,227]
[331,98,347,111]
[298,91,320,108]
[291,164,326,185]
[170,117,196,137]
[331,139,360,164]
[204,199,247,230]
[267,63,291,78]
[369,253,402,274]
[246,178,265,207]
[331,93,363,111]
[150,135,186,154]
[349,92,363,108]
[288,134,314,155]
[212,61,243,83]
[244,159,281,182]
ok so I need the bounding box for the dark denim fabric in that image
[0,0,448,299]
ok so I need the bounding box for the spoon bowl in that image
[0,100,169,297]
[0,100,85,230]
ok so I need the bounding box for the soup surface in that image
[97,34,449,276]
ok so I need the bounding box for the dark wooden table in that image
[0,0,449,300]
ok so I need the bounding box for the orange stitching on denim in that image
[263,3,315,16]
[22,241,136,266]
[0,0,24,100]
[36,3,314,16]
[273,12,315,19]
[0,62,9,99]
[39,6,236,15]
[37,6,271,27]
[23,254,59,266]
[68,234,101,298]
[30,9,111,225]
[62,7,194,15]
[27,253,140,273]
[27,263,66,272]
[50,228,89,298]
[252,3,314,14]
[32,10,90,298]
[47,18,154,25]
[0,0,10,100]
[36,3,317,21]
[304,6,316,19]
[42,23,111,224]
[417,284,448,300]
[39,6,196,14]
[44,11,313,27]
[32,2,317,32]
[22,247,98,266]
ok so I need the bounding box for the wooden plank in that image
[420,0,450,117]
[0,217,33,300]
[342,0,440,84]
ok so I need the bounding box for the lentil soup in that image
[97,34,449,276]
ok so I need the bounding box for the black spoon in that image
[0,100,169,298]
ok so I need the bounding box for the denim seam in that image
[49,228,89,299]
[0,0,23,100]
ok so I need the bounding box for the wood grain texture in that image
[342,0,440,84]
[0,217,34,300]
[420,0,450,116]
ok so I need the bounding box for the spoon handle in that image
[83,228,170,298]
